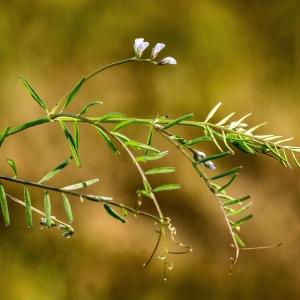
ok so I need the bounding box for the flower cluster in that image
[133,38,177,65]
[193,150,216,170]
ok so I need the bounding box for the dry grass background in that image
[0,1,300,299]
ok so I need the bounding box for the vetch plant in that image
[0,38,299,281]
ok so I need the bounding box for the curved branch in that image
[0,175,161,223]
[154,125,240,268]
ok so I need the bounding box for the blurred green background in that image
[0,0,300,299]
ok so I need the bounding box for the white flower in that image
[158,56,177,65]
[151,43,165,59]
[133,38,149,58]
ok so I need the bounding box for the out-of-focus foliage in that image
[0,1,300,299]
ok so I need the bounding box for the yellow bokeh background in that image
[0,1,300,299]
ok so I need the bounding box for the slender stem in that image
[143,230,163,268]
[155,126,240,267]
[240,243,282,251]
[115,138,164,220]
[85,57,155,80]
[0,175,161,223]
[6,115,296,154]
[48,113,164,220]
[49,57,156,114]
[0,175,109,202]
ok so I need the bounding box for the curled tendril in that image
[164,217,193,255]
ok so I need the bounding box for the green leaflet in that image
[137,189,152,199]
[153,183,181,193]
[282,149,292,168]
[291,152,300,168]
[6,159,17,178]
[97,112,126,123]
[111,132,130,142]
[103,203,126,223]
[95,127,119,155]
[122,208,128,217]
[87,195,113,202]
[24,186,33,228]
[60,121,81,167]
[216,193,235,201]
[204,102,222,123]
[210,166,242,180]
[38,157,72,184]
[162,113,193,130]
[183,136,211,147]
[144,127,153,155]
[0,126,10,147]
[44,191,52,227]
[264,144,286,162]
[244,122,268,134]
[196,151,231,164]
[74,121,79,151]
[228,113,252,130]
[221,130,235,153]
[145,167,176,175]
[231,140,251,154]
[136,151,168,163]
[218,174,238,192]
[143,179,151,193]
[205,126,223,152]
[62,193,73,224]
[61,77,86,111]
[237,135,256,154]
[274,137,294,145]
[263,135,283,141]
[169,135,188,145]
[126,140,160,153]
[62,178,99,191]
[223,195,251,206]
[8,117,49,135]
[79,100,103,116]
[233,233,246,248]
[19,76,48,111]
[225,203,252,216]
[232,214,253,228]
[216,112,236,126]
[0,185,10,226]
[112,119,136,132]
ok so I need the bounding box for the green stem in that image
[5,114,297,166]
[155,126,240,267]
[50,57,155,114]
[0,175,161,223]
[115,136,164,221]
[85,57,155,81]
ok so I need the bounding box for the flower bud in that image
[158,56,177,65]
[151,43,165,59]
[193,150,206,161]
[133,38,149,58]
[193,150,216,170]
[204,160,216,170]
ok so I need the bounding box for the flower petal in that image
[137,42,149,57]
[134,38,144,52]
[151,43,165,59]
[158,56,177,65]
[133,38,149,57]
